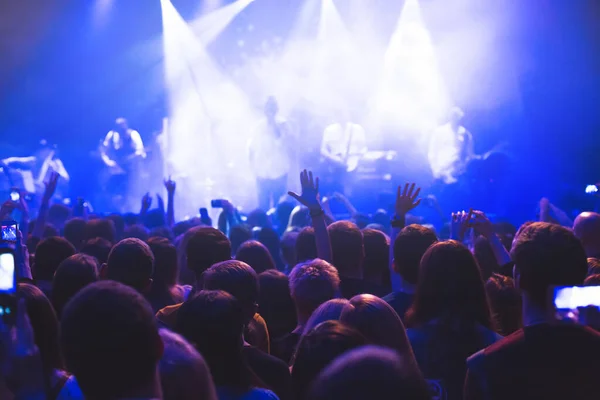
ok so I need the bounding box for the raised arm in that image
[32,171,59,239]
[389,183,422,291]
[289,170,332,263]
[164,178,176,227]
[471,210,512,268]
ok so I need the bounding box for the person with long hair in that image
[291,321,366,400]
[19,283,69,398]
[339,295,419,371]
[404,240,500,400]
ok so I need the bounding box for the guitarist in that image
[100,118,146,207]
[320,112,368,195]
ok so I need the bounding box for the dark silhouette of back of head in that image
[34,236,76,281]
[60,281,162,399]
[52,253,99,318]
[236,240,276,274]
[327,221,364,277]
[106,238,154,293]
[185,227,231,280]
[393,224,438,285]
[512,222,588,310]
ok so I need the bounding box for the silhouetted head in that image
[405,240,492,328]
[61,281,163,399]
[512,222,587,311]
[392,224,438,285]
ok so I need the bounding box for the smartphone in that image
[552,286,600,325]
[9,188,20,202]
[1,220,17,243]
[0,247,17,325]
[211,199,225,208]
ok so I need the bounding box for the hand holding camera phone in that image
[0,220,18,325]
[551,286,600,329]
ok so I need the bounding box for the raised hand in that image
[141,192,152,213]
[395,183,422,216]
[156,194,165,212]
[288,169,320,210]
[451,209,473,241]
[164,178,176,196]
[470,210,494,238]
[42,170,59,202]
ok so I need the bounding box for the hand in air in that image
[451,209,473,241]
[394,183,421,216]
[164,178,176,195]
[141,192,152,213]
[288,169,321,210]
[470,210,494,238]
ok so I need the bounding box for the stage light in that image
[374,0,450,136]
[160,0,258,217]
[191,0,256,45]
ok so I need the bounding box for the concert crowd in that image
[1,165,600,400]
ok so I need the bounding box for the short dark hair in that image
[258,270,297,339]
[235,240,276,274]
[106,238,154,292]
[185,227,231,277]
[85,218,117,244]
[34,236,76,281]
[175,290,251,390]
[80,237,112,265]
[296,227,317,263]
[587,257,600,276]
[512,222,588,309]
[289,259,340,317]
[203,260,258,312]
[362,228,391,289]
[48,204,71,227]
[60,281,162,399]
[393,225,438,284]
[148,237,178,287]
[280,231,298,268]
[308,346,430,400]
[52,253,99,318]
[123,224,150,242]
[229,224,252,255]
[63,218,87,250]
[327,221,364,276]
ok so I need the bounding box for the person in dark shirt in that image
[465,222,600,400]
[328,221,384,298]
[383,224,438,321]
[202,260,290,399]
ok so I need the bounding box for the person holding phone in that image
[465,222,600,400]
